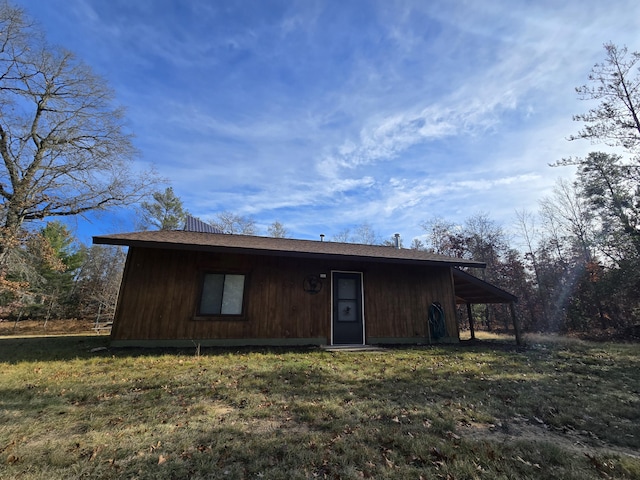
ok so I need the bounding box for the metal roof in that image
[92,230,486,268]
[184,215,223,234]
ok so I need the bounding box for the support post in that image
[510,302,522,346]
[466,303,476,340]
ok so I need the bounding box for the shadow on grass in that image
[0,335,113,363]
[0,334,337,363]
[0,333,522,364]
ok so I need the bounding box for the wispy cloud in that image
[18,0,640,242]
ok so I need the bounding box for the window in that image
[198,273,246,316]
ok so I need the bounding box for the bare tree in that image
[332,228,351,243]
[515,209,549,325]
[420,216,466,257]
[267,220,289,238]
[353,223,379,245]
[210,211,257,235]
[540,179,611,329]
[331,223,379,244]
[72,244,125,322]
[540,179,596,263]
[464,213,507,267]
[0,3,156,267]
[409,238,425,250]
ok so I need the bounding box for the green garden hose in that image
[429,302,447,340]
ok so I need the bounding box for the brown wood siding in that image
[362,263,457,341]
[111,247,458,343]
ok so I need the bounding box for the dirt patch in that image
[458,416,640,460]
[0,318,102,336]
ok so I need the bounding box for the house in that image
[93,226,519,347]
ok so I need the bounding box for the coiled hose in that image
[428,302,447,340]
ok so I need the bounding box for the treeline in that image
[414,191,639,335]
[0,222,125,324]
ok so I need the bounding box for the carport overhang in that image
[452,268,521,345]
[452,268,517,304]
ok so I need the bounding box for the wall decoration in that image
[303,275,322,294]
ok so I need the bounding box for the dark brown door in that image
[332,272,364,345]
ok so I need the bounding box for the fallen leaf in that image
[158,455,167,465]
[89,446,101,461]
[446,431,461,440]
[430,447,450,463]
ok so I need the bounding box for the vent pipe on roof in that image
[394,233,401,249]
[320,234,325,242]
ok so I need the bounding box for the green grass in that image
[0,334,639,479]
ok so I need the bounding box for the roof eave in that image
[92,236,485,269]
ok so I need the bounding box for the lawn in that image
[0,333,638,479]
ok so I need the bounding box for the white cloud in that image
[19,0,640,242]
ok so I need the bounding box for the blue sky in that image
[15,0,640,245]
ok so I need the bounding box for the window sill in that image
[192,315,248,321]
